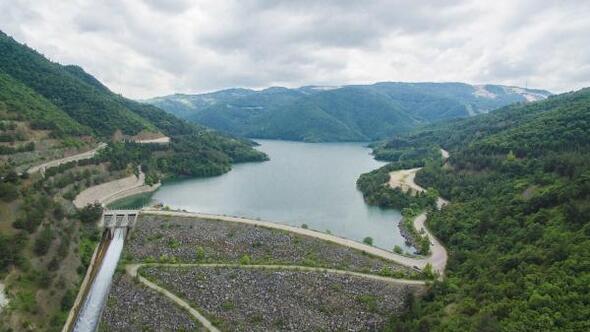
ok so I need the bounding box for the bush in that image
[0,182,18,201]
[33,227,53,256]
[77,203,103,223]
[239,254,252,265]
[195,246,205,261]
[167,239,181,249]
[61,288,75,311]
[0,232,25,272]
[363,236,374,246]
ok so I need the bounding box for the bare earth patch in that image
[388,167,424,194]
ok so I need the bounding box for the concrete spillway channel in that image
[63,211,137,332]
[73,228,126,331]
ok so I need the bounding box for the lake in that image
[149,140,408,251]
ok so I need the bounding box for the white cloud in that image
[0,0,589,99]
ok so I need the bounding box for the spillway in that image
[73,228,126,332]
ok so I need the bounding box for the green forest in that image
[0,30,267,176]
[357,88,590,331]
[147,82,550,142]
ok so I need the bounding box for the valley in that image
[1,3,590,330]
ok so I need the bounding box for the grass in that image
[357,294,378,313]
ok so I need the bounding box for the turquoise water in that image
[149,140,407,251]
[107,192,154,210]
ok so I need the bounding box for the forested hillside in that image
[0,31,266,331]
[358,88,590,331]
[0,30,267,174]
[146,82,551,142]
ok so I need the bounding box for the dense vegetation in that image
[361,88,590,331]
[98,135,267,182]
[146,83,550,142]
[0,73,89,137]
[0,32,155,137]
[356,143,440,209]
[0,30,267,176]
[0,162,103,331]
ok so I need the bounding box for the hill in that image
[357,88,590,331]
[146,82,551,142]
[0,30,267,172]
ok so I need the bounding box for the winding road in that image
[387,148,450,274]
[134,136,170,144]
[28,136,168,175]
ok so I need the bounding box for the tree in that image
[0,182,18,201]
[34,227,53,256]
[77,203,103,223]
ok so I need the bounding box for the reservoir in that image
[151,140,408,251]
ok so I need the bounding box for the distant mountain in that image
[145,82,552,142]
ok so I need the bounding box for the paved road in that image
[27,143,106,174]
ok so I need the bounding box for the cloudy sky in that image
[1,0,589,99]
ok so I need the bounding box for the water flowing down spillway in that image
[74,228,126,332]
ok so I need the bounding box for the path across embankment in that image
[125,264,220,332]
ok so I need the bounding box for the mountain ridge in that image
[145,82,551,142]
